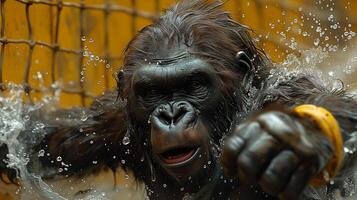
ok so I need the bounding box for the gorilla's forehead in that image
[132,58,216,83]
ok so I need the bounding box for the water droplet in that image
[314,38,320,46]
[316,26,322,33]
[24,115,30,121]
[80,111,88,121]
[150,164,156,182]
[331,24,338,30]
[328,14,334,22]
[56,156,62,162]
[122,130,130,145]
[38,149,45,157]
[323,170,330,182]
[82,51,89,57]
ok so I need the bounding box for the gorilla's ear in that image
[235,51,252,73]
[114,69,125,100]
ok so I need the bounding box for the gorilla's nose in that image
[152,101,196,130]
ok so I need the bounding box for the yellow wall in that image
[0,0,357,107]
[1,0,356,108]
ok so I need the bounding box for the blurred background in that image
[0,0,357,199]
[0,0,356,109]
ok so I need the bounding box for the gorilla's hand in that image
[221,109,334,200]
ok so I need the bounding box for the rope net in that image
[0,0,356,107]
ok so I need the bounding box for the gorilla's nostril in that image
[173,108,187,124]
[153,101,195,127]
[158,109,187,125]
[159,112,172,125]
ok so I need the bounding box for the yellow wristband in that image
[293,104,343,186]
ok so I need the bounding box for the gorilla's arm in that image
[38,91,128,177]
[0,91,129,183]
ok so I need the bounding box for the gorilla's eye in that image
[187,79,209,99]
[137,87,164,103]
[191,81,202,90]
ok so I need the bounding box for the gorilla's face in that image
[127,58,227,184]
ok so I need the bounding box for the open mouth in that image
[160,147,199,165]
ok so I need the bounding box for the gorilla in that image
[1,0,357,200]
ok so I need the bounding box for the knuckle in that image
[257,111,292,129]
[222,136,244,158]
[234,121,262,140]
[256,111,285,122]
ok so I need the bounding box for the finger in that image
[221,122,260,176]
[259,150,300,196]
[221,122,262,176]
[256,112,297,139]
[256,112,314,156]
[221,135,245,177]
[279,162,316,200]
[236,122,262,145]
[237,133,281,184]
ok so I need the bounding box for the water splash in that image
[0,85,66,200]
[0,82,112,200]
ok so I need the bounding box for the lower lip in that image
[161,148,198,165]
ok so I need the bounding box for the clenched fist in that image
[221,109,334,199]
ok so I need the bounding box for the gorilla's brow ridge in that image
[151,52,189,65]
